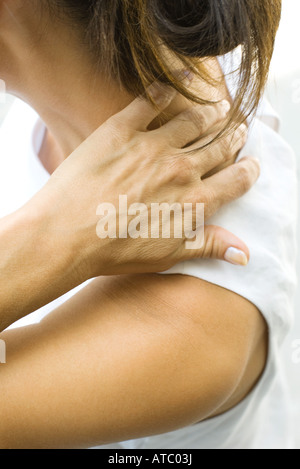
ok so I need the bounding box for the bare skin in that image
[0,275,268,449]
[0,0,267,448]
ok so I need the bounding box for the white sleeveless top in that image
[0,76,297,449]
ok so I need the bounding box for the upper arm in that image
[0,273,268,449]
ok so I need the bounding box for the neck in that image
[8,50,133,160]
[1,2,133,158]
[0,2,226,171]
[14,71,133,159]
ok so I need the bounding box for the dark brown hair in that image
[45,0,282,127]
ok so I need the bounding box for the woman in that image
[0,0,297,449]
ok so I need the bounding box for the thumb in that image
[186,225,250,266]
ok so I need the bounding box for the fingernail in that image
[239,123,248,135]
[238,124,248,146]
[240,156,260,168]
[252,157,261,167]
[241,157,261,179]
[148,83,166,101]
[173,69,194,87]
[220,100,231,115]
[148,83,176,105]
[224,247,249,266]
[182,70,194,87]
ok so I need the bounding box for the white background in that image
[266,0,300,448]
[0,0,299,448]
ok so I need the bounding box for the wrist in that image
[0,206,77,329]
[22,198,90,285]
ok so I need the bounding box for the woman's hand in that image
[27,84,259,280]
[0,84,259,330]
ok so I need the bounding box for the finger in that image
[112,83,178,132]
[203,156,260,218]
[182,225,250,266]
[157,100,231,149]
[186,123,248,175]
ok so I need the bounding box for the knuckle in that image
[139,138,162,163]
[137,135,154,153]
[201,227,219,259]
[183,107,208,134]
[168,157,194,185]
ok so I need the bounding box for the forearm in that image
[0,205,84,331]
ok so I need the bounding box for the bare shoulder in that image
[40,271,268,419]
[100,272,268,416]
[70,272,268,418]
[0,272,268,447]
